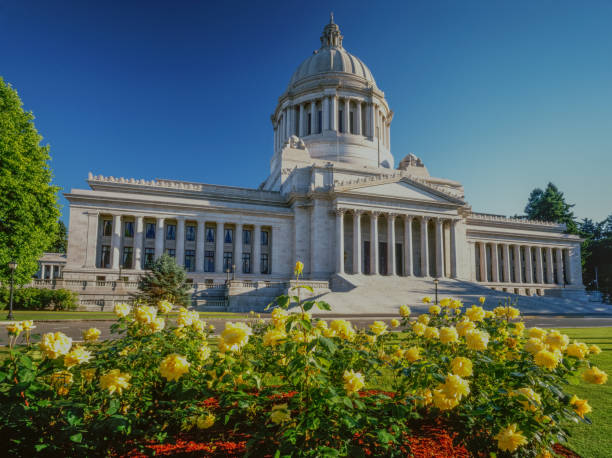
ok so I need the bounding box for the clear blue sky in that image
[2,0,611,223]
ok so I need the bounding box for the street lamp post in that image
[433,277,439,305]
[7,261,17,321]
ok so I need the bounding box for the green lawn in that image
[1,310,247,321]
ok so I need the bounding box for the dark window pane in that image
[101,245,111,268]
[261,253,269,274]
[144,248,155,269]
[205,251,215,272]
[185,250,195,272]
[223,252,233,272]
[122,247,133,268]
[166,224,176,240]
[261,231,269,246]
[224,229,233,244]
[242,253,251,274]
[186,226,196,241]
[206,228,215,243]
[124,222,134,238]
[145,223,156,239]
[166,249,175,258]
[243,230,251,245]
[103,220,113,236]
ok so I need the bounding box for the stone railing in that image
[469,212,564,228]
[28,279,141,291]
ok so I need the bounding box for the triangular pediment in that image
[334,176,465,205]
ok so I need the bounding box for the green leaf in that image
[298,285,314,293]
[34,444,49,452]
[107,398,120,415]
[303,300,315,311]
[318,336,337,355]
[70,433,82,443]
[316,301,332,311]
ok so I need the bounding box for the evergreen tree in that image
[0,77,60,285]
[579,215,612,298]
[48,220,67,253]
[524,182,577,233]
[135,254,190,306]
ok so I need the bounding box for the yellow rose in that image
[316,320,328,330]
[524,337,546,355]
[544,330,569,351]
[589,344,602,355]
[177,309,199,327]
[263,328,287,346]
[511,321,525,336]
[6,322,24,336]
[450,357,472,377]
[569,395,592,418]
[134,305,157,324]
[157,300,174,314]
[429,305,441,315]
[421,296,432,304]
[432,389,459,411]
[484,310,494,319]
[566,342,589,360]
[417,314,430,325]
[50,370,73,395]
[404,346,422,362]
[148,317,166,333]
[424,326,440,340]
[21,320,36,331]
[343,369,365,395]
[271,308,289,328]
[270,403,291,424]
[330,320,355,340]
[159,354,191,382]
[100,369,131,395]
[465,306,485,322]
[192,319,207,332]
[416,388,433,407]
[64,346,93,369]
[439,327,458,344]
[513,387,541,411]
[114,302,131,318]
[449,299,462,310]
[390,318,400,328]
[40,332,73,359]
[478,296,486,305]
[412,322,426,336]
[196,413,215,429]
[582,367,608,384]
[294,261,304,276]
[456,320,476,337]
[198,345,211,361]
[82,327,101,342]
[399,305,411,317]
[439,298,451,307]
[218,322,253,352]
[81,368,96,383]
[534,349,561,370]
[528,327,547,340]
[440,373,470,399]
[494,306,520,320]
[494,424,527,452]
[465,330,489,351]
[369,320,388,336]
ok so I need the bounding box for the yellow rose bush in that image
[0,281,608,457]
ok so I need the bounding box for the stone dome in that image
[288,14,376,89]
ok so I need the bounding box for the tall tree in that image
[0,77,60,285]
[48,220,68,253]
[580,215,612,297]
[524,182,577,233]
[135,254,190,307]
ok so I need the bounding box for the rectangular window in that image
[338,110,343,133]
[101,245,111,268]
[144,248,155,269]
[166,248,176,258]
[185,225,196,241]
[261,230,269,246]
[223,252,233,272]
[145,223,156,239]
[205,227,215,243]
[242,253,251,274]
[124,221,134,238]
[307,113,312,135]
[205,250,215,272]
[224,228,233,244]
[103,220,113,237]
[166,224,176,240]
[185,249,195,272]
[317,110,322,133]
[243,229,251,245]
[349,111,354,134]
[261,253,269,274]
[122,246,133,268]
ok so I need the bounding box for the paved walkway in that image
[2,316,611,346]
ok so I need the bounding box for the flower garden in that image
[1,263,608,457]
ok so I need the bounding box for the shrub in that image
[0,287,77,311]
[0,267,607,457]
[135,253,190,307]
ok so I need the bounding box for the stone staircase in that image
[312,274,612,316]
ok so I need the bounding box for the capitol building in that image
[39,17,587,312]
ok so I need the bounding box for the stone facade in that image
[40,17,585,311]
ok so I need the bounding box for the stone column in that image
[299,104,305,137]
[310,100,316,134]
[524,246,533,283]
[215,222,224,273]
[449,220,457,278]
[85,212,99,267]
[388,213,396,275]
[355,100,362,135]
[555,247,564,285]
[111,214,122,269]
[195,219,205,273]
[330,95,337,131]
[176,217,185,267]
[512,245,521,283]
[352,210,362,274]
[322,96,330,131]
[336,210,345,274]
[133,216,144,270]
[491,242,499,282]
[253,225,261,275]
[287,106,293,137]
[535,246,544,284]
[563,248,572,285]
[404,216,413,276]
[235,223,243,274]
[154,217,165,259]
[343,98,350,133]
[368,102,375,137]
[421,217,429,277]
[435,218,444,278]
[478,242,487,282]
[502,244,511,282]
[546,247,554,284]
[370,212,379,275]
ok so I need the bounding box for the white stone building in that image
[51,17,586,311]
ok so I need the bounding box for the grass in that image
[0,310,246,321]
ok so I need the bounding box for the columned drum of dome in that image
[272,16,394,169]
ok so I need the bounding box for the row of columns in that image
[335,209,457,278]
[476,242,572,285]
[100,215,269,275]
[274,95,390,152]
[38,264,62,280]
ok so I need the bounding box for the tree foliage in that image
[524,182,577,233]
[0,77,60,285]
[47,220,67,254]
[579,215,612,299]
[135,254,190,306]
